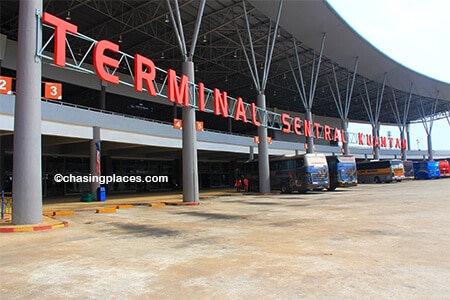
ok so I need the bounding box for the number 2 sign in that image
[44,82,62,100]
[0,76,13,95]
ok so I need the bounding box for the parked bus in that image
[438,160,450,177]
[356,159,404,183]
[402,160,414,179]
[326,155,357,191]
[245,153,329,193]
[413,161,440,179]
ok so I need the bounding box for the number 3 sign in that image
[44,82,62,100]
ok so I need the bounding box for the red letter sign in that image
[214,88,228,118]
[94,40,119,84]
[234,97,247,123]
[168,69,189,106]
[134,54,157,96]
[281,113,291,133]
[42,13,78,67]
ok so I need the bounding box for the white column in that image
[12,0,43,224]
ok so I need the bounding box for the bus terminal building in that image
[0,0,449,224]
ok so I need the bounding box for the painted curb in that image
[0,221,69,233]
[53,211,75,216]
[96,207,117,213]
[163,201,200,206]
[149,203,166,207]
[116,205,134,209]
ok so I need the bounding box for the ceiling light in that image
[118,35,123,43]
[66,11,71,21]
[165,14,170,23]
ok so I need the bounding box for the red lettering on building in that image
[251,103,260,127]
[94,40,119,84]
[358,133,364,145]
[213,88,228,118]
[380,136,387,148]
[168,69,189,106]
[197,82,205,112]
[366,134,373,146]
[304,120,312,137]
[373,136,379,148]
[281,113,291,133]
[42,13,78,67]
[341,130,347,144]
[333,128,340,142]
[314,122,321,138]
[293,117,302,135]
[234,97,247,123]
[323,125,331,141]
[395,138,401,149]
[134,54,156,96]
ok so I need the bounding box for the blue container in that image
[97,187,106,202]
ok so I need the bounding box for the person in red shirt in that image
[235,178,242,192]
[243,177,249,192]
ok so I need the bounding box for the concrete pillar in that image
[406,124,411,151]
[12,0,43,225]
[0,137,4,191]
[305,109,314,153]
[257,94,270,193]
[341,119,349,155]
[99,83,106,110]
[427,133,433,160]
[90,126,101,198]
[0,33,6,71]
[173,102,177,120]
[249,146,254,160]
[372,124,380,159]
[182,61,199,202]
[400,130,407,161]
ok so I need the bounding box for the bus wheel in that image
[374,176,381,183]
[281,183,291,194]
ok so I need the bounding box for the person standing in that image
[243,177,249,193]
[235,178,242,192]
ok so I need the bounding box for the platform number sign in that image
[174,118,182,130]
[196,121,204,131]
[0,76,13,95]
[44,82,62,100]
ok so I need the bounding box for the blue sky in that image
[327,0,450,150]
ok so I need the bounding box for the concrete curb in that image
[0,217,69,233]
[163,201,200,206]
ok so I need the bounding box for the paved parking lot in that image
[1,179,449,299]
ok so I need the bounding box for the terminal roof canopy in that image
[1,0,449,127]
